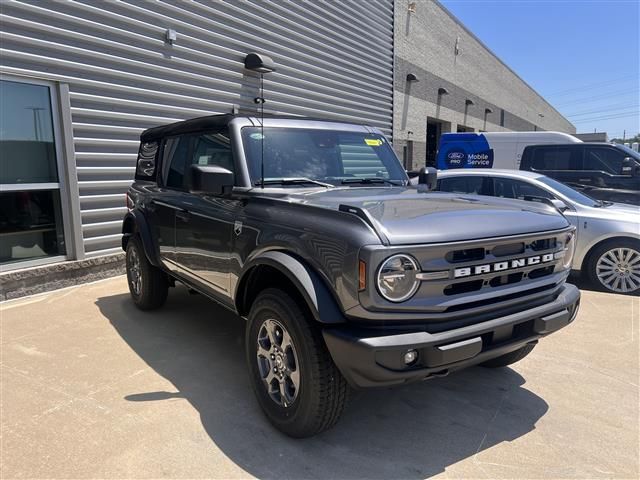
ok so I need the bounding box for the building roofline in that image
[434,0,574,129]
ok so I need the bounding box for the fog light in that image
[403,349,418,365]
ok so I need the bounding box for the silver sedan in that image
[436,169,640,294]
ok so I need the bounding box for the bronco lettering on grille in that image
[454,253,555,278]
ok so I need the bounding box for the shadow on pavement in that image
[97,286,549,479]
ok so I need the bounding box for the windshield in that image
[241,127,407,186]
[538,176,600,207]
[613,143,640,161]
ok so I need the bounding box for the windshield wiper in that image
[340,178,403,186]
[594,200,615,208]
[254,177,333,188]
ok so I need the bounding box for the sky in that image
[440,0,640,140]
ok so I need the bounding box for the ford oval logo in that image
[448,152,465,160]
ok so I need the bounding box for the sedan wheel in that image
[595,246,640,293]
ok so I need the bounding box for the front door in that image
[580,145,635,190]
[173,130,238,300]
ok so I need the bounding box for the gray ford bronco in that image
[122,114,580,437]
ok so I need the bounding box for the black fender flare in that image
[121,211,161,267]
[236,251,346,324]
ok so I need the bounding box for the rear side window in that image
[438,176,484,194]
[135,141,158,180]
[531,147,572,170]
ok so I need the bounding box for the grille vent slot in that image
[444,280,483,296]
[530,238,557,251]
[529,266,555,279]
[446,248,485,264]
[492,242,524,257]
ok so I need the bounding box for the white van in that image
[436,131,582,170]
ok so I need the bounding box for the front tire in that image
[480,343,536,368]
[246,288,349,438]
[586,240,640,295]
[125,235,168,310]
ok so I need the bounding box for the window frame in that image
[0,74,74,271]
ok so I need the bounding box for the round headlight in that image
[562,232,576,269]
[376,254,420,302]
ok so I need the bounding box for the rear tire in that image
[246,288,349,438]
[125,235,168,310]
[480,343,536,368]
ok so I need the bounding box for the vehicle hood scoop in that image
[291,188,570,245]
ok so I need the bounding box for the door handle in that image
[176,210,190,222]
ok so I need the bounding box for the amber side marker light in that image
[359,260,367,291]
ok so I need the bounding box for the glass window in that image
[438,176,484,194]
[191,131,233,172]
[241,127,406,186]
[531,147,572,170]
[0,190,65,264]
[1,79,66,266]
[0,80,58,184]
[583,147,626,174]
[538,176,599,207]
[492,177,554,201]
[162,136,192,189]
[135,141,159,179]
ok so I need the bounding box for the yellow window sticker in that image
[365,138,383,146]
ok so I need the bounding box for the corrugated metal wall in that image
[0,0,394,257]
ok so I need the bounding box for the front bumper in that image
[323,283,580,388]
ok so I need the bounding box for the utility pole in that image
[623,129,626,140]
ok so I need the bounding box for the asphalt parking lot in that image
[1,276,637,479]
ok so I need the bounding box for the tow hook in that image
[424,369,449,380]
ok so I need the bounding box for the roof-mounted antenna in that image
[244,52,276,189]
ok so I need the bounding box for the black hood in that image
[286,187,569,245]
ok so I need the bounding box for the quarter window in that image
[135,141,159,179]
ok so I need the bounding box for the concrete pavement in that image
[1,276,638,479]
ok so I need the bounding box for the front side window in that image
[531,147,572,170]
[162,131,233,190]
[0,79,66,266]
[162,136,192,189]
[241,128,406,186]
[583,147,625,174]
[191,132,233,173]
[492,177,554,201]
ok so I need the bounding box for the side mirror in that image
[417,167,437,191]
[189,165,234,196]
[621,157,639,176]
[548,198,570,213]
